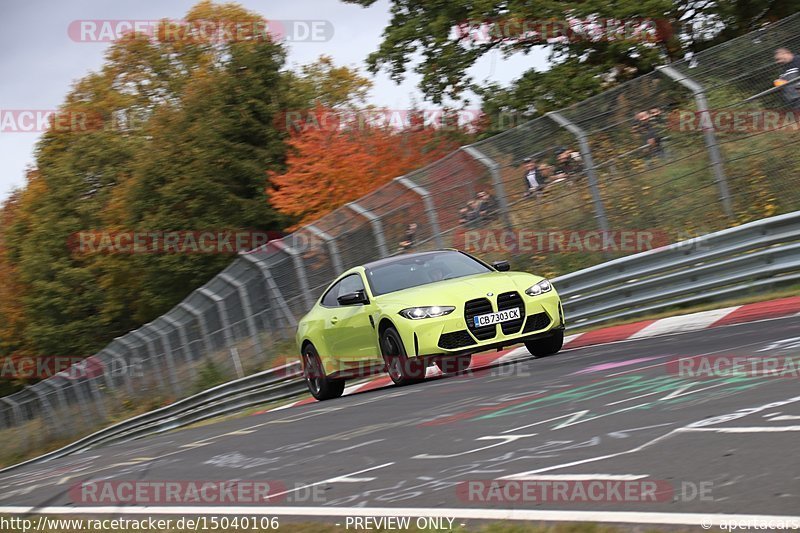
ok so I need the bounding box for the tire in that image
[302,343,345,401]
[436,354,472,375]
[381,327,425,386]
[525,329,564,358]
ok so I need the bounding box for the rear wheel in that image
[381,327,425,386]
[436,354,472,375]
[525,329,564,358]
[302,344,345,401]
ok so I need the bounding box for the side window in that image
[321,274,365,307]
[338,274,365,296]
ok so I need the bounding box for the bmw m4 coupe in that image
[296,249,564,400]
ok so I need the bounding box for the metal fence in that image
[2,13,800,454]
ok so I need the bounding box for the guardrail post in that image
[271,239,314,311]
[161,315,198,382]
[239,253,297,337]
[179,302,216,361]
[462,145,513,230]
[346,202,390,258]
[219,272,265,363]
[394,176,444,248]
[657,65,733,219]
[198,287,245,379]
[306,224,344,274]
[546,111,611,235]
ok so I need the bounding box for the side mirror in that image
[492,260,510,272]
[337,290,369,306]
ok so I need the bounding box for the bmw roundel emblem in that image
[487,292,494,296]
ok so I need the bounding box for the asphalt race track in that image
[2,316,800,526]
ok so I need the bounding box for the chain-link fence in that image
[3,13,800,457]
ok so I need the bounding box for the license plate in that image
[473,307,521,327]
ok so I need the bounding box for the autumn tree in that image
[269,108,466,225]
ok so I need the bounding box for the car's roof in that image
[362,249,457,270]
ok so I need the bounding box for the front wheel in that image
[381,327,425,386]
[525,329,564,358]
[302,344,345,401]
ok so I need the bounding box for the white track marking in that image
[266,462,394,500]
[503,474,649,481]
[629,307,740,339]
[562,333,584,347]
[0,506,797,527]
[768,415,800,421]
[503,394,800,479]
[332,439,385,453]
[680,426,800,433]
[413,435,537,459]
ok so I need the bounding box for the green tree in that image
[346,0,800,116]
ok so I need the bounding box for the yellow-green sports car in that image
[296,249,564,400]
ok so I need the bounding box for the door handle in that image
[330,316,339,325]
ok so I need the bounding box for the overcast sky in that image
[0,0,549,203]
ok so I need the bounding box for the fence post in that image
[656,65,733,219]
[161,314,198,383]
[306,224,344,275]
[32,386,64,438]
[0,397,24,428]
[198,287,245,379]
[57,374,94,428]
[346,202,390,258]
[394,176,444,248]
[462,145,513,230]
[135,327,179,396]
[546,111,611,234]
[220,272,265,363]
[179,302,215,361]
[239,253,297,337]
[149,319,186,395]
[271,239,314,311]
[106,342,135,397]
[40,381,71,436]
[119,334,165,390]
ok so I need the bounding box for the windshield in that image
[366,251,492,296]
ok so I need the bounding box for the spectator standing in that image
[774,48,800,110]
[522,157,544,198]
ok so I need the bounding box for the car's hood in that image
[373,271,542,308]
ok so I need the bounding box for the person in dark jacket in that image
[774,48,800,110]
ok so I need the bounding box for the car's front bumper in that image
[395,290,563,357]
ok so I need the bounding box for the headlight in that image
[525,279,553,296]
[399,306,455,320]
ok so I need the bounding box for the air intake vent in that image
[464,298,496,340]
[497,291,525,335]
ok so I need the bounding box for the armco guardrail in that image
[5,210,800,473]
[555,211,800,329]
[0,363,303,474]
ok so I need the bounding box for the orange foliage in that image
[268,107,461,227]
